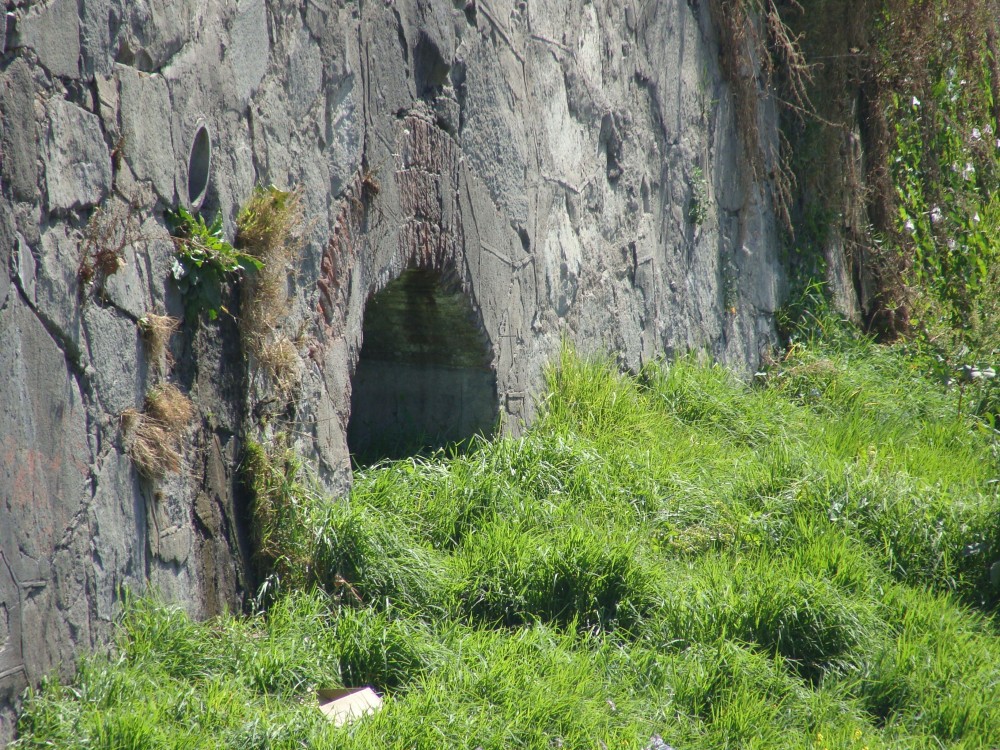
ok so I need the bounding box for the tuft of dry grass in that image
[78,193,148,296]
[144,383,195,430]
[121,409,182,479]
[235,185,305,388]
[253,336,300,395]
[138,314,180,370]
[235,185,304,263]
[121,384,195,479]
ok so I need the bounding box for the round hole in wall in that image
[187,123,212,210]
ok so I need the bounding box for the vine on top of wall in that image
[709,0,814,232]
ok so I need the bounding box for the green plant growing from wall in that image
[167,207,263,322]
[689,167,709,226]
[243,436,337,606]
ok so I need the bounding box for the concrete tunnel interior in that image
[346,267,499,464]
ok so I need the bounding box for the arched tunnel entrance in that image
[347,267,499,464]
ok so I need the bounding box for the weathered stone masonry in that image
[0,0,788,742]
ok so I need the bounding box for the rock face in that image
[0,0,787,741]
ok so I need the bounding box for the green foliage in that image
[16,328,1000,749]
[167,207,263,322]
[877,0,1000,344]
[777,0,1000,343]
[453,519,658,631]
[892,94,1000,324]
[688,166,708,226]
[243,439,317,596]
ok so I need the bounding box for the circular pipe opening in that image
[187,123,212,210]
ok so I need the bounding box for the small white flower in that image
[930,206,943,224]
[972,127,982,141]
[911,96,921,107]
[973,212,981,224]
[171,257,186,279]
[963,162,976,180]
[904,218,917,235]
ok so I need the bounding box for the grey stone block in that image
[80,0,113,78]
[31,226,85,357]
[119,0,189,72]
[87,450,145,624]
[116,65,176,202]
[14,233,35,302]
[286,27,324,122]
[0,294,91,720]
[0,59,40,203]
[226,0,269,106]
[44,98,113,212]
[82,302,144,416]
[13,0,81,79]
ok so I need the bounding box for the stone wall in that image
[0,0,786,741]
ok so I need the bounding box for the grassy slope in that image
[14,330,1000,750]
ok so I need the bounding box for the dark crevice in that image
[458,0,477,26]
[231,445,258,609]
[516,226,530,253]
[413,31,450,99]
[450,57,468,132]
[634,70,669,145]
[392,6,409,70]
[599,112,624,184]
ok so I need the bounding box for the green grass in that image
[14,327,1000,749]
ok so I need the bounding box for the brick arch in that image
[317,111,501,464]
[318,112,484,346]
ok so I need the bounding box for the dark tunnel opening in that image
[347,267,499,465]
